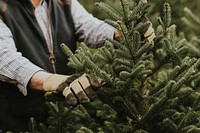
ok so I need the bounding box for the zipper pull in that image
[49,51,56,73]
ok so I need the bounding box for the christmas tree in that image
[26,0,200,133]
[180,7,200,58]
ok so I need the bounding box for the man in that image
[0,0,119,132]
[0,0,155,132]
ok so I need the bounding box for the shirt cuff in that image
[87,25,116,48]
[105,26,116,40]
[17,66,44,96]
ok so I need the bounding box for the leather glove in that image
[138,16,156,43]
[115,17,156,43]
[43,73,102,106]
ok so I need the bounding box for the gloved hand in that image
[43,73,102,106]
[114,17,156,43]
[138,16,156,43]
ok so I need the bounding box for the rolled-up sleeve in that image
[71,0,116,47]
[0,19,43,96]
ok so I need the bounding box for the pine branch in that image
[149,65,181,95]
[162,3,172,30]
[95,2,122,21]
[60,43,83,70]
[184,7,200,26]
[172,59,200,94]
[119,0,129,23]
[163,118,178,132]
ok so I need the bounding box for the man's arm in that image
[0,19,45,95]
[29,71,52,91]
[71,0,117,47]
[0,19,102,105]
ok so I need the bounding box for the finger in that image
[57,82,78,105]
[146,32,156,42]
[63,87,78,106]
[144,24,155,41]
[86,74,104,88]
[65,73,82,86]
[70,78,90,103]
[57,82,68,92]
[78,75,97,100]
[84,87,96,100]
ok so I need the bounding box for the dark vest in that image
[0,0,76,132]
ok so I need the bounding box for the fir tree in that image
[27,0,200,133]
[181,7,200,58]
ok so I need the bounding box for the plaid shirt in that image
[0,0,115,95]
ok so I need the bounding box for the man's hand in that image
[113,17,156,43]
[43,73,102,106]
[114,30,120,42]
[138,16,156,43]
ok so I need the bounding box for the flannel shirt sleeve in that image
[71,0,116,48]
[0,19,44,96]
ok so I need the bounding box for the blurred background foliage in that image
[79,0,118,20]
[79,0,200,33]
[79,0,200,57]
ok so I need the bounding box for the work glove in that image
[114,17,156,43]
[135,0,155,43]
[43,73,103,106]
[138,16,156,43]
